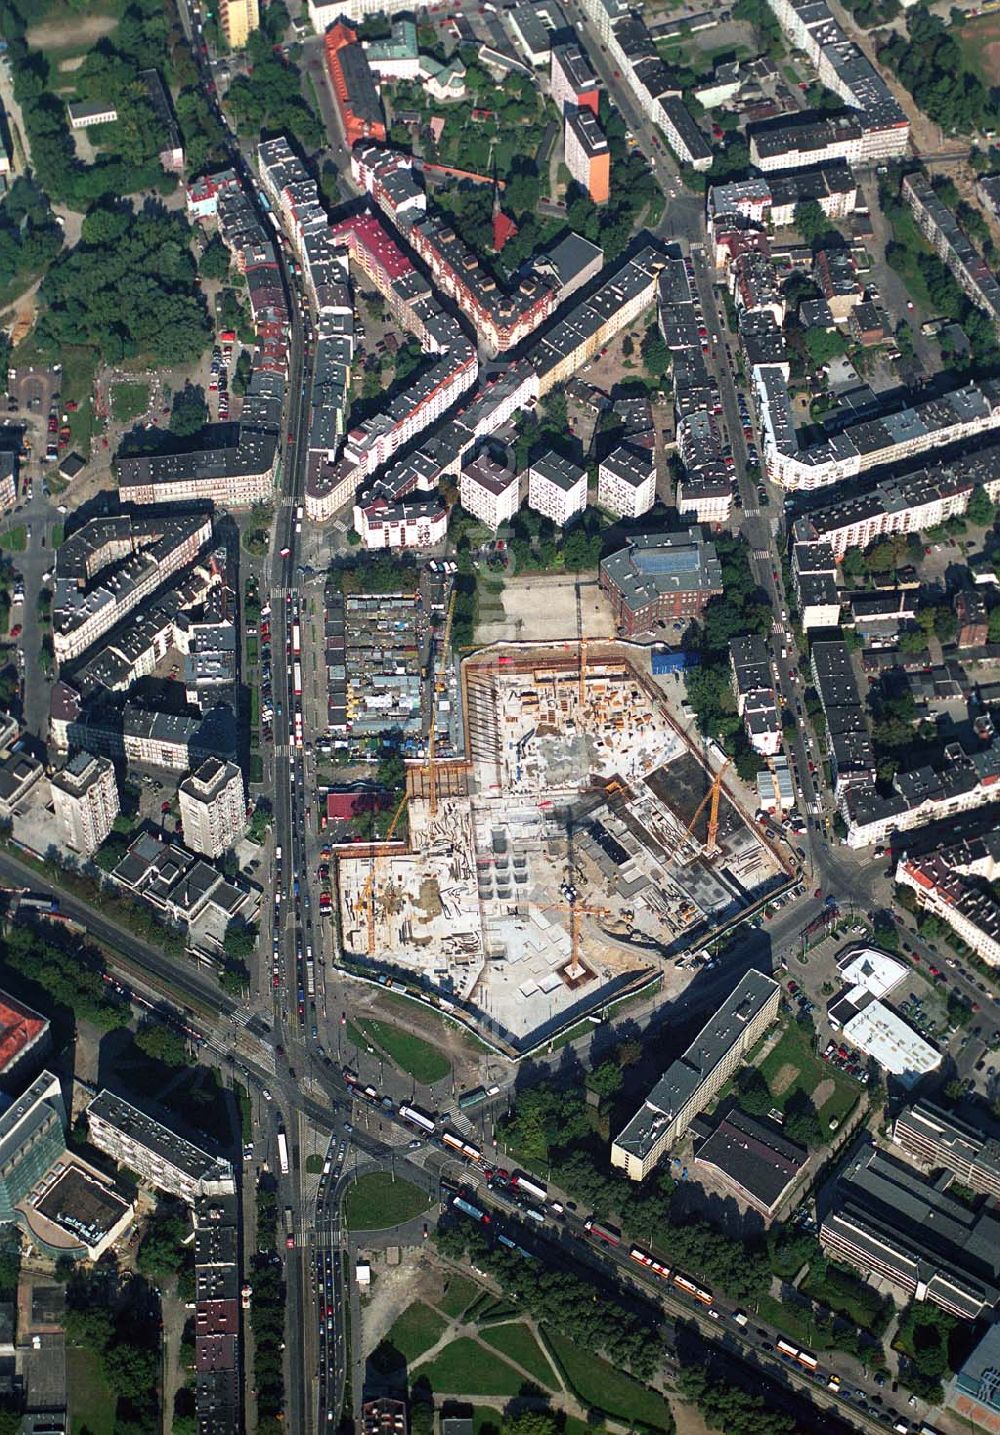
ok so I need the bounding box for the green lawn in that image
[437,1272,479,1318]
[67,1343,116,1435]
[357,1016,451,1085]
[61,345,99,457]
[50,523,64,548]
[482,1322,557,1389]
[110,380,150,423]
[0,526,26,552]
[414,1337,527,1396]
[344,1171,432,1231]
[387,1300,448,1364]
[544,1330,673,1430]
[246,635,259,664]
[758,1021,858,1134]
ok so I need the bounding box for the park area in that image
[349,1014,452,1085]
[758,1022,859,1136]
[345,1171,432,1231]
[368,1276,674,1432]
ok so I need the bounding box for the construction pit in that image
[337,642,790,1049]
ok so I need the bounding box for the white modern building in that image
[598,443,655,519]
[460,453,520,532]
[527,451,587,527]
[178,758,246,859]
[50,751,119,856]
[86,1090,235,1203]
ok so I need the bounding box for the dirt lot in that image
[475,572,615,646]
[26,12,118,52]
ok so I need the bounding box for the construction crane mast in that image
[684,761,730,858]
[426,588,456,818]
[364,790,409,957]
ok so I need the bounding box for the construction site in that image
[337,641,790,1048]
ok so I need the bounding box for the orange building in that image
[323,22,386,148]
[564,106,610,205]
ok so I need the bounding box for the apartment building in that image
[730,634,781,758]
[597,442,655,519]
[460,453,520,532]
[52,513,212,664]
[352,495,449,549]
[658,96,712,170]
[86,1090,235,1203]
[821,1138,1000,1319]
[50,751,119,856]
[795,446,1000,556]
[193,1193,241,1434]
[551,43,600,116]
[116,423,278,508]
[529,244,665,396]
[179,758,246,859]
[845,741,1000,849]
[0,1072,67,1222]
[791,529,841,630]
[895,1101,1000,1200]
[528,450,587,527]
[896,836,1000,967]
[219,0,259,47]
[811,640,875,794]
[600,528,723,635]
[612,970,780,1179]
[564,106,610,204]
[903,172,1000,333]
[754,362,1000,491]
[677,470,733,527]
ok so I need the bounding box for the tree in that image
[502,1415,559,1435]
[842,546,865,583]
[804,325,847,367]
[967,484,997,527]
[199,235,232,282]
[134,1023,192,1068]
[588,1060,623,1099]
[641,325,670,378]
[170,383,208,437]
[736,1066,772,1116]
[223,919,259,959]
[783,1089,822,1146]
[616,1038,642,1068]
[795,198,834,246]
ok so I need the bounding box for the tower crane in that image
[363,790,409,957]
[684,761,730,858]
[424,588,456,818]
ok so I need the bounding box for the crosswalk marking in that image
[752,548,771,560]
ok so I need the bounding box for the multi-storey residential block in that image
[52,513,213,664]
[791,528,841,630]
[896,836,1000,965]
[86,1090,235,1203]
[219,0,259,47]
[600,529,723,635]
[612,971,780,1179]
[550,43,600,116]
[597,443,655,519]
[528,451,587,527]
[179,758,246,859]
[0,1072,67,1221]
[811,640,875,794]
[530,244,665,395]
[903,172,1000,334]
[460,453,520,532]
[730,634,781,757]
[50,751,119,855]
[658,96,712,170]
[352,495,449,549]
[564,106,610,204]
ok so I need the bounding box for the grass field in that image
[50,523,64,547]
[357,1016,451,1085]
[344,1171,432,1231]
[758,1022,858,1134]
[0,526,26,552]
[110,380,149,423]
[544,1331,673,1429]
[958,10,1000,85]
[386,1301,448,1364]
[67,1344,116,1435]
[380,989,493,1053]
[414,1337,527,1396]
[437,1272,479,1318]
[482,1322,557,1388]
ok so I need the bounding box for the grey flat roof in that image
[615,970,779,1159]
[87,1089,232,1185]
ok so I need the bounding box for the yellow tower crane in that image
[684,761,730,858]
